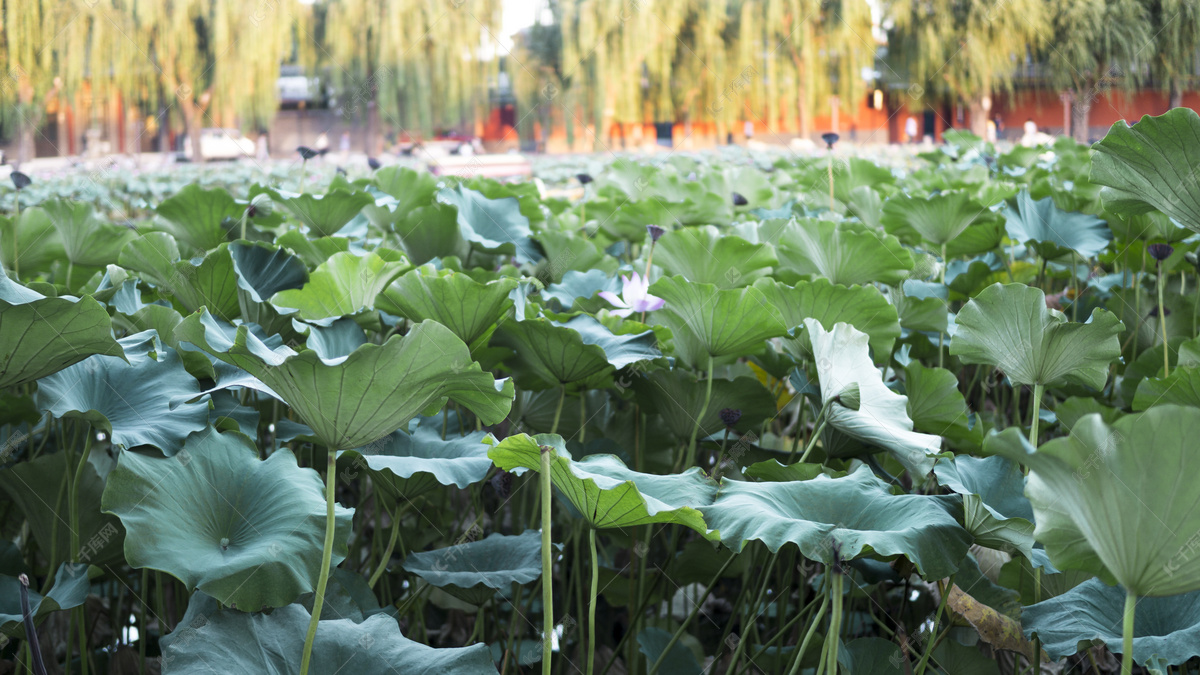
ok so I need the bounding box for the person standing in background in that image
[905,116,918,144]
[743,120,754,143]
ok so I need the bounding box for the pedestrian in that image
[905,116,918,144]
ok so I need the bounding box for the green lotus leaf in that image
[753,278,900,359]
[1133,366,1200,410]
[338,412,493,501]
[587,197,675,241]
[648,276,788,369]
[176,309,514,449]
[631,370,778,442]
[806,319,943,477]
[402,530,545,606]
[1091,107,1200,233]
[638,627,703,675]
[160,592,496,674]
[0,448,125,567]
[298,317,366,360]
[950,283,1123,389]
[274,188,375,237]
[764,218,914,286]
[653,226,776,288]
[1,208,65,276]
[904,362,980,448]
[436,184,541,263]
[43,198,137,268]
[373,166,439,213]
[1105,211,1188,244]
[270,251,408,322]
[494,317,615,389]
[699,465,970,578]
[377,266,517,350]
[700,166,776,210]
[275,229,352,267]
[989,406,1200,596]
[1003,190,1111,260]
[542,270,621,311]
[118,234,241,321]
[486,433,717,535]
[155,184,241,251]
[102,426,353,610]
[881,191,1004,257]
[0,563,90,636]
[887,281,950,333]
[229,240,309,335]
[388,202,471,265]
[934,455,1034,556]
[0,268,125,388]
[536,230,618,283]
[560,314,661,368]
[838,638,903,674]
[37,331,209,456]
[1024,578,1200,666]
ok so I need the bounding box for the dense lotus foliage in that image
[9,109,1200,675]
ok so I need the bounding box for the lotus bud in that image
[10,171,31,190]
[1148,243,1175,262]
[822,132,839,149]
[297,146,318,160]
[731,192,749,206]
[834,383,861,411]
[576,173,594,185]
[368,157,382,170]
[719,408,742,427]
[647,224,665,242]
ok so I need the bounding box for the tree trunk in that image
[793,53,810,140]
[16,80,37,165]
[177,90,205,164]
[966,94,988,138]
[1170,82,1184,110]
[1071,92,1092,144]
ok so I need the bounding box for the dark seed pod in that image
[719,408,742,427]
[1148,242,1175,262]
[647,224,665,243]
[576,173,594,185]
[368,157,382,170]
[731,192,749,206]
[297,146,318,160]
[491,469,514,500]
[821,132,839,149]
[335,166,347,176]
[10,171,31,190]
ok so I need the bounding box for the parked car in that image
[178,128,256,161]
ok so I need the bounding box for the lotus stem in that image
[587,527,598,675]
[785,594,830,675]
[825,571,843,675]
[914,577,952,675]
[647,552,737,675]
[18,574,48,675]
[368,504,403,589]
[1029,383,1044,446]
[240,210,249,241]
[300,447,338,675]
[551,387,566,436]
[1158,261,1169,377]
[1121,590,1136,675]
[579,394,587,444]
[540,444,555,675]
[643,241,657,281]
[827,153,835,212]
[940,242,947,284]
[796,400,832,464]
[681,353,715,470]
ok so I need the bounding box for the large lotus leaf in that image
[1024,578,1200,665]
[176,310,514,449]
[270,251,408,321]
[536,230,618,284]
[155,184,241,251]
[989,406,1200,596]
[881,191,1004,256]
[638,627,703,675]
[653,226,777,288]
[118,234,241,321]
[0,268,125,388]
[806,319,943,477]
[699,465,970,578]
[1003,190,1111,260]
[160,592,496,674]
[338,413,492,501]
[0,448,125,567]
[487,433,717,535]
[377,267,516,350]
[389,202,471,265]
[402,530,544,606]
[37,331,209,456]
[373,166,439,213]
[102,427,352,610]
[631,370,778,442]
[1,208,65,275]
[951,283,1123,389]
[494,317,615,389]
[229,241,309,335]
[1106,211,1188,244]
[43,198,136,268]
[542,269,621,311]
[1091,107,1200,233]
[0,563,90,636]
[905,362,980,447]
[587,197,675,241]
[274,188,375,237]
[559,314,661,368]
[298,317,366,360]
[764,218,914,286]
[934,455,1034,556]
[436,184,541,264]
[753,278,900,359]
[1133,366,1200,410]
[887,282,950,333]
[648,276,788,369]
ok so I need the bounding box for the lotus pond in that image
[6,109,1200,675]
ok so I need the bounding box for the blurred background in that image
[0,0,1197,164]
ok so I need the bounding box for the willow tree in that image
[321,0,503,146]
[1044,0,1151,142]
[1147,0,1200,109]
[889,0,1047,138]
[0,0,59,163]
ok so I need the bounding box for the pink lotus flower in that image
[598,272,665,317]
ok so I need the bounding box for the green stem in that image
[1029,383,1044,446]
[825,572,843,675]
[785,595,830,675]
[828,153,835,211]
[551,387,566,436]
[70,432,94,561]
[300,448,338,675]
[587,528,599,675]
[914,578,952,675]
[579,394,587,444]
[540,444,555,675]
[648,553,738,675]
[1158,262,1170,377]
[940,242,947,284]
[368,505,403,589]
[796,401,832,464]
[681,353,715,470]
[1121,590,1136,675]
[66,260,73,290]
[240,210,249,241]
